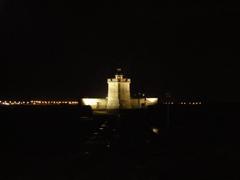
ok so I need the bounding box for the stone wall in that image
[81,71,158,110]
[107,81,120,109]
[81,97,158,110]
[131,98,159,108]
[119,82,131,109]
[107,76,131,109]
[82,98,107,110]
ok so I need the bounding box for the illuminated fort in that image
[0,69,202,109]
[82,69,158,110]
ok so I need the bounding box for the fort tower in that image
[107,69,131,109]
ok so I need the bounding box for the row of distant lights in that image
[0,100,202,106]
[162,102,202,105]
[0,100,79,106]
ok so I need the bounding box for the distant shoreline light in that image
[0,100,79,106]
[0,100,202,106]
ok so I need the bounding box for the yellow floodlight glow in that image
[152,128,160,135]
[146,98,158,103]
[82,98,99,106]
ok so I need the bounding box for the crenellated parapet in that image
[107,78,131,83]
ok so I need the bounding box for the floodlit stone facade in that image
[81,69,158,110]
[107,74,131,109]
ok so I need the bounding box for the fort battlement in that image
[107,78,131,83]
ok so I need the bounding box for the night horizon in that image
[1,1,240,102]
[0,63,238,102]
[1,1,240,101]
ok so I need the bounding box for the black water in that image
[1,104,240,180]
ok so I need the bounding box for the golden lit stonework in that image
[82,69,158,110]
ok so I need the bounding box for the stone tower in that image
[107,69,131,109]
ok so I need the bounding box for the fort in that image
[82,68,158,110]
[0,69,202,108]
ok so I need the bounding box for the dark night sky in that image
[0,0,240,101]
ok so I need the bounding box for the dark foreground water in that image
[1,104,240,180]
